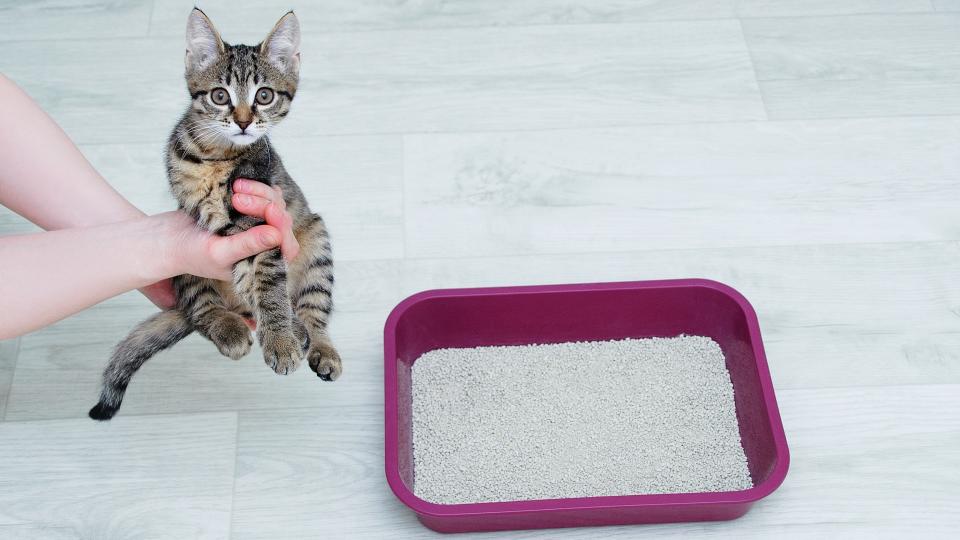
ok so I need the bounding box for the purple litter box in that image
[384,279,789,533]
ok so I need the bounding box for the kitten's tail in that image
[89,309,193,421]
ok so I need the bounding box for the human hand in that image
[231,178,300,261]
[142,182,299,303]
[151,211,277,283]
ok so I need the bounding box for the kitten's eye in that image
[210,88,230,106]
[255,88,275,105]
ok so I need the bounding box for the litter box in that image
[384,279,789,533]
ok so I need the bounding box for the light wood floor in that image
[1,1,958,538]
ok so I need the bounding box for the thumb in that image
[211,225,282,266]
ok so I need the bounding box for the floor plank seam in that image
[737,18,772,121]
[227,410,241,540]
[3,8,950,46]
[1,337,21,422]
[57,111,960,147]
[0,410,237,426]
[400,134,409,260]
[2,375,956,431]
[763,110,960,122]
[740,9,948,22]
[390,238,960,265]
[188,237,959,278]
[6,20,745,46]
[145,0,158,36]
[209,381,960,416]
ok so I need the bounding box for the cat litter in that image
[411,336,753,505]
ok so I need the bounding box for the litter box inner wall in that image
[689,287,777,486]
[397,288,711,354]
[396,360,414,488]
[394,301,442,490]
[721,335,776,486]
[394,286,777,496]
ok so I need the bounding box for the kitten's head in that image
[183,8,300,148]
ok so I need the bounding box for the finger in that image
[264,202,300,261]
[271,185,287,210]
[232,192,272,219]
[210,224,281,267]
[234,178,284,208]
[233,195,298,260]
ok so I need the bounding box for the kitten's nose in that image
[236,119,252,131]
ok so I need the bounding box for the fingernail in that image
[236,194,253,205]
[234,179,245,191]
[264,231,281,245]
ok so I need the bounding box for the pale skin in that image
[0,74,300,339]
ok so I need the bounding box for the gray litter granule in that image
[411,336,752,504]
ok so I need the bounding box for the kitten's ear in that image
[261,11,300,74]
[185,8,224,74]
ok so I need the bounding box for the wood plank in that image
[231,405,402,540]
[0,19,765,143]
[757,77,960,120]
[723,384,960,538]
[0,37,184,145]
[149,1,737,36]
[743,13,960,119]
[734,0,932,17]
[0,525,79,540]
[276,135,404,261]
[933,0,960,10]
[0,0,152,41]
[0,338,17,419]
[229,384,960,538]
[0,412,237,538]
[403,117,960,258]
[301,20,764,134]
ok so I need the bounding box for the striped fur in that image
[90,9,340,421]
[89,310,193,420]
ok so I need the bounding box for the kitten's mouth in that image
[230,132,258,145]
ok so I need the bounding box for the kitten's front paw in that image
[198,207,230,233]
[208,313,253,360]
[261,331,302,375]
[308,340,342,381]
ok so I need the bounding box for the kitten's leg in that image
[175,274,252,360]
[289,214,342,381]
[234,249,303,375]
[89,309,192,420]
[180,180,231,233]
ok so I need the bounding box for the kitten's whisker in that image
[185,123,227,150]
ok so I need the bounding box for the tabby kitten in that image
[89,9,341,420]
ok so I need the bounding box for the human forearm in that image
[0,215,175,338]
[0,73,143,230]
[0,209,285,339]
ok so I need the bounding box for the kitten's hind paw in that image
[293,316,310,355]
[208,313,253,360]
[308,340,342,381]
[261,331,302,375]
[89,401,119,421]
